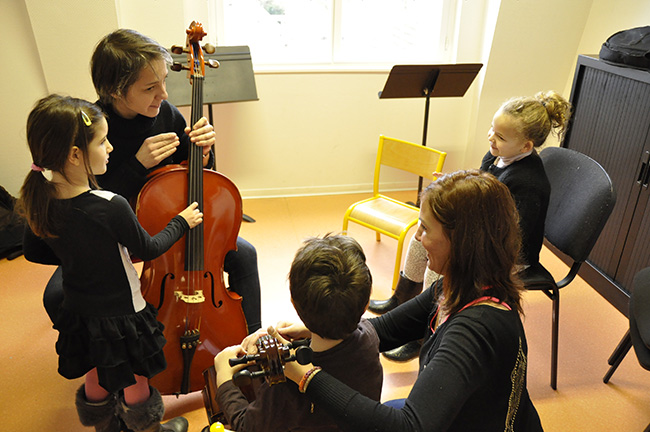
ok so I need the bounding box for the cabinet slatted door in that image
[561,55,650,314]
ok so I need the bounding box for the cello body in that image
[137,167,248,395]
[135,21,248,396]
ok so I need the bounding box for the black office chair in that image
[521,146,616,390]
[604,267,650,377]
[603,267,650,431]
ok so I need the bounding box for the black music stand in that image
[379,63,482,203]
[167,45,259,222]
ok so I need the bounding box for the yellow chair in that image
[342,135,446,289]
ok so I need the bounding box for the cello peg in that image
[171,45,186,55]
[203,43,216,54]
[171,62,187,72]
[207,59,220,69]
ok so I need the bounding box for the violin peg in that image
[295,345,313,365]
[203,43,216,54]
[233,370,253,388]
[207,59,220,69]
[171,45,185,55]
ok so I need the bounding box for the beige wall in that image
[1,0,48,198]
[1,0,648,199]
[563,0,650,96]
[466,0,593,166]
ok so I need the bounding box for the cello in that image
[136,21,248,396]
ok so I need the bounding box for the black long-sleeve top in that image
[95,100,213,201]
[23,190,188,316]
[303,286,544,431]
[217,319,383,432]
[480,150,550,267]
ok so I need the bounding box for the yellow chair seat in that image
[345,195,419,239]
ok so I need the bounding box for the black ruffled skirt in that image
[53,302,167,393]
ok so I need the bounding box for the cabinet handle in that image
[638,151,650,187]
[639,162,647,184]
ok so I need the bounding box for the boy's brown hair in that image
[289,234,372,340]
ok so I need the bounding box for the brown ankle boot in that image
[75,385,121,432]
[117,386,188,432]
[368,272,423,314]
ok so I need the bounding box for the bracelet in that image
[298,368,314,392]
[299,367,322,393]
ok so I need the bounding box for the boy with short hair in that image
[214,234,383,431]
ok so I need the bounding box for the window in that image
[208,0,457,69]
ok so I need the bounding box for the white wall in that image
[2,0,649,199]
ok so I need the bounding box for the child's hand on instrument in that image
[214,345,247,387]
[267,326,291,345]
[240,327,270,355]
[179,202,203,228]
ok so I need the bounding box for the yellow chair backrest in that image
[374,135,447,195]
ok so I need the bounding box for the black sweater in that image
[480,151,550,266]
[95,100,201,200]
[23,190,188,316]
[217,319,383,432]
[304,287,543,431]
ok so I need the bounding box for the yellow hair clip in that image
[81,111,92,127]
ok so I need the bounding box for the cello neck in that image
[186,36,206,272]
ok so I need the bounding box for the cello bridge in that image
[174,290,206,304]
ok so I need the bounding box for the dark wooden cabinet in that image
[561,55,650,315]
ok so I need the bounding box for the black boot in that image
[117,386,189,432]
[382,340,422,362]
[368,272,423,315]
[75,385,121,432]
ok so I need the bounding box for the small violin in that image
[229,335,313,387]
[201,336,313,429]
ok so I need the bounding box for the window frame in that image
[205,0,459,73]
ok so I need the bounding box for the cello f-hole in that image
[205,271,223,309]
[159,273,175,310]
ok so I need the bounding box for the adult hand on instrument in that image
[275,321,311,342]
[271,323,314,384]
[283,356,315,385]
[179,202,203,228]
[185,117,216,163]
[214,344,247,387]
[135,132,180,169]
